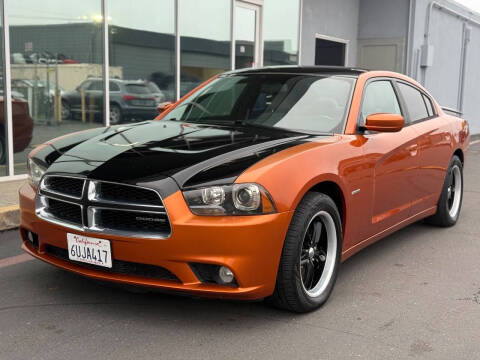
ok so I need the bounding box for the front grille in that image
[96,209,170,234]
[43,176,84,198]
[47,198,82,225]
[95,182,163,206]
[45,245,179,282]
[36,177,171,239]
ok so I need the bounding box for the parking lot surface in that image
[0,141,479,360]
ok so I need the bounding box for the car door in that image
[85,80,104,113]
[68,80,91,111]
[356,79,421,240]
[395,81,453,213]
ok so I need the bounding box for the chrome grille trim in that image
[87,180,166,209]
[35,195,84,231]
[40,175,86,200]
[87,206,169,238]
[35,176,171,239]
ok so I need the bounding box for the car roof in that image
[226,65,368,77]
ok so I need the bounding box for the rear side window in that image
[360,81,401,123]
[109,81,120,92]
[126,84,151,94]
[88,81,103,91]
[397,83,429,122]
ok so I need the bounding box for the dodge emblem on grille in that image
[135,216,165,223]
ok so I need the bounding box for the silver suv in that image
[62,79,161,124]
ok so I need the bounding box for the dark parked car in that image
[0,97,33,164]
[62,79,158,124]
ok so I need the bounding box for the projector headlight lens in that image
[183,183,276,216]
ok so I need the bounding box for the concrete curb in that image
[0,205,20,231]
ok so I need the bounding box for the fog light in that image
[218,266,234,284]
[23,229,39,249]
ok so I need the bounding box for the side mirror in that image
[157,101,174,113]
[364,113,404,133]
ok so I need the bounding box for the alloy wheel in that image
[110,106,121,124]
[447,165,462,218]
[300,210,337,298]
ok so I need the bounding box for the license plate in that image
[67,233,112,268]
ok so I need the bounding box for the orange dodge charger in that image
[19,67,470,312]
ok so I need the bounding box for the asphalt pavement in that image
[0,142,479,360]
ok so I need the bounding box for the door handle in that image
[408,144,418,156]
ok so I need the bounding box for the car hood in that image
[35,120,325,190]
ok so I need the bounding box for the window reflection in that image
[0,0,7,174]
[9,0,104,175]
[180,0,231,97]
[109,0,175,124]
[263,0,299,66]
[235,5,257,69]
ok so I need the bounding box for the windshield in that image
[126,84,151,94]
[146,82,161,93]
[163,73,355,133]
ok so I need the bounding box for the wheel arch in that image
[301,180,346,234]
[109,101,122,108]
[453,148,464,165]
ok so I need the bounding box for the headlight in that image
[183,183,276,216]
[28,158,46,188]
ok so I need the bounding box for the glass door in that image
[234,1,262,69]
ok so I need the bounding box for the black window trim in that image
[87,80,103,91]
[355,77,406,133]
[392,79,438,125]
[109,81,121,93]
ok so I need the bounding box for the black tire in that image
[0,133,6,164]
[268,192,342,313]
[110,104,122,125]
[425,155,463,227]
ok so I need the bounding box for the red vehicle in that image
[0,97,33,164]
[20,67,469,312]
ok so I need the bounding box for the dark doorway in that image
[315,37,346,66]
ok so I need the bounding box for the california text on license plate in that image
[67,233,112,268]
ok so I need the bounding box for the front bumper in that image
[19,183,293,300]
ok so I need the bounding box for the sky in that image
[7,0,300,51]
[454,0,480,14]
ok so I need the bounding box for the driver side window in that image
[360,80,401,125]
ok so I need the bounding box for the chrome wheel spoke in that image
[303,261,315,290]
[311,221,323,246]
[300,250,310,265]
[314,249,327,262]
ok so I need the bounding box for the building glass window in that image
[263,0,300,66]
[235,3,260,70]
[180,0,231,97]
[0,0,7,174]
[8,0,105,175]
[109,0,175,126]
